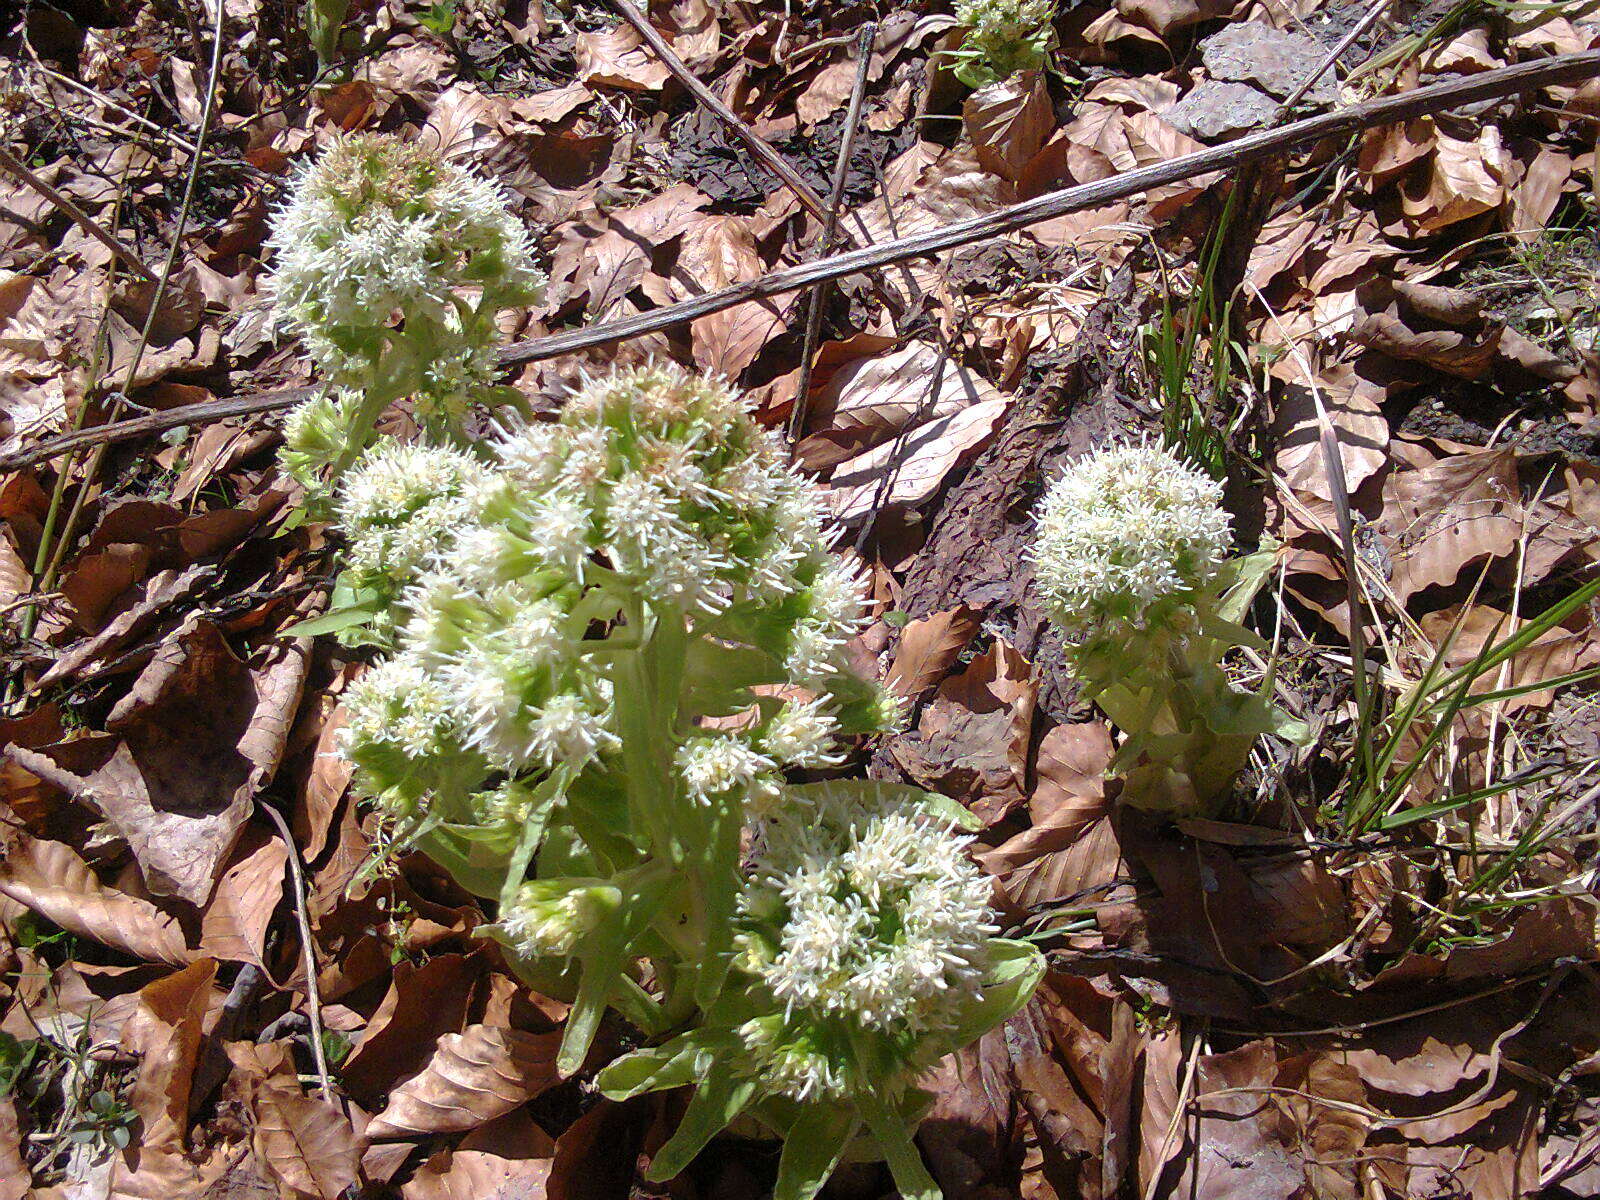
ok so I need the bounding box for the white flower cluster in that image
[336,441,493,587]
[1031,443,1231,633]
[337,366,890,825]
[267,134,542,417]
[736,788,996,1100]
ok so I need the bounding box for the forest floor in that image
[3,0,1600,1197]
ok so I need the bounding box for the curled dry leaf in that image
[827,397,1009,522]
[576,24,673,91]
[1377,447,1522,601]
[797,342,1004,466]
[367,1024,565,1140]
[222,1042,360,1200]
[402,1110,557,1200]
[196,826,288,966]
[0,833,188,965]
[888,637,1036,825]
[964,70,1055,183]
[1403,128,1509,233]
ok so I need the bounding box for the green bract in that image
[1032,443,1308,812]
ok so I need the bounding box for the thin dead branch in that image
[0,142,157,283]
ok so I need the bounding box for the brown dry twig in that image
[3,50,1596,475]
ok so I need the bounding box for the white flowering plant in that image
[1032,443,1307,813]
[947,0,1058,90]
[268,134,543,489]
[295,365,1043,1197]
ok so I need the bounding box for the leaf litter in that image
[3,0,1600,1197]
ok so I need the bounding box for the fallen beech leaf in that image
[197,827,288,966]
[964,70,1054,182]
[1272,361,1390,502]
[367,1025,565,1140]
[0,835,187,965]
[1272,1055,1369,1199]
[1403,128,1508,232]
[982,724,1117,911]
[0,1097,28,1200]
[253,1082,360,1200]
[546,1097,651,1200]
[402,1110,557,1200]
[340,953,483,1102]
[1115,0,1230,35]
[797,342,1004,464]
[885,604,983,698]
[120,959,218,1154]
[1419,602,1600,712]
[575,24,671,90]
[827,398,1008,522]
[1378,447,1521,600]
[1394,280,1484,327]
[889,638,1035,825]
[8,621,310,905]
[1349,310,1502,379]
[1509,145,1572,242]
[676,214,792,376]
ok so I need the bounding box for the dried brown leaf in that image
[1378,447,1521,600]
[0,834,187,965]
[340,953,483,1102]
[964,70,1055,183]
[8,621,309,905]
[576,24,672,91]
[252,1082,361,1200]
[120,959,218,1154]
[797,343,1003,464]
[197,827,287,965]
[402,1110,557,1200]
[885,604,983,699]
[0,1096,27,1200]
[827,398,1008,522]
[368,1024,565,1140]
[889,638,1035,825]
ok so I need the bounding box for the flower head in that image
[677,736,778,807]
[500,878,620,958]
[741,786,996,1040]
[267,133,542,409]
[1031,442,1231,633]
[335,439,491,589]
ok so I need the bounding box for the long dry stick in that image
[4,49,1597,475]
[788,24,877,445]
